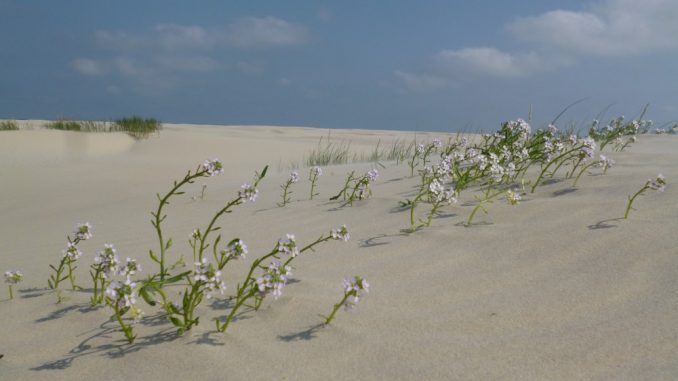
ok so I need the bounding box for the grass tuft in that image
[43,117,161,139]
[0,120,19,131]
[112,116,162,140]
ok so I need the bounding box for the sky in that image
[1,0,677,132]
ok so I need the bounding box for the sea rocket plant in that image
[4,270,23,300]
[164,257,226,334]
[322,276,369,325]
[48,222,92,293]
[624,174,666,219]
[278,171,299,207]
[106,276,143,343]
[90,244,120,306]
[216,225,350,333]
[309,166,322,200]
[150,159,225,281]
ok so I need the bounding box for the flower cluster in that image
[93,244,120,278]
[74,222,93,241]
[342,276,370,311]
[202,159,224,177]
[62,242,82,261]
[649,174,666,192]
[193,258,226,299]
[4,270,23,284]
[239,182,259,202]
[119,257,141,278]
[256,260,292,300]
[289,171,299,183]
[506,189,521,205]
[277,234,300,257]
[106,278,139,311]
[331,225,350,242]
[4,269,23,300]
[221,239,248,261]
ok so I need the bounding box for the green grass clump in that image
[45,119,84,131]
[43,117,161,139]
[0,120,19,130]
[304,135,353,166]
[112,116,162,140]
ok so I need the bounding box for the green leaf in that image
[165,239,173,250]
[139,288,157,306]
[169,316,183,327]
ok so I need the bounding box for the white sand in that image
[1,123,677,380]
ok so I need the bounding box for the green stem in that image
[572,160,601,187]
[324,292,352,325]
[531,146,581,193]
[624,184,649,219]
[153,168,207,280]
[465,189,504,227]
[197,198,241,262]
[8,285,13,300]
[217,289,255,332]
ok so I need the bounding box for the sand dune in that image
[1,123,676,380]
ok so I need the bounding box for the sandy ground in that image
[1,123,677,380]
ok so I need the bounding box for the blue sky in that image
[1,0,677,132]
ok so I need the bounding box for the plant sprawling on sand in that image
[624,174,666,219]
[309,166,322,200]
[322,276,369,325]
[47,223,92,301]
[278,171,299,207]
[330,169,379,206]
[216,225,350,332]
[4,270,23,300]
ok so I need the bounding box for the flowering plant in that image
[278,171,299,207]
[624,174,666,219]
[322,276,369,325]
[215,225,350,332]
[48,222,92,294]
[4,270,23,300]
[309,166,322,200]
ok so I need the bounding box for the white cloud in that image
[71,58,104,76]
[114,57,138,76]
[154,24,212,50]
[436,48,554,78]
[507,0,678,56]
[227,16,309,48]
[393,71,448,92]
[155,55,218,72]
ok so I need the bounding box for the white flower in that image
[256,261,291,300]
[429,179,444,195]
[649,174,666,192]
[432,138,443,149]
[119,257,141,277]
[311,166,323,177]
[238,183,259,202]
[277,234,300,257]
[94,244,120,278]
[342,276,369,311]
[331,225,350,242]
[4,270,23,284]
[202,159,224,177]
[289,171,299,183]
[192,258,226,299]
[367,169,379,182]
[74,222,93,241]
[221,239,248,260]
[62,242,82,261]
[506,189,521,205]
